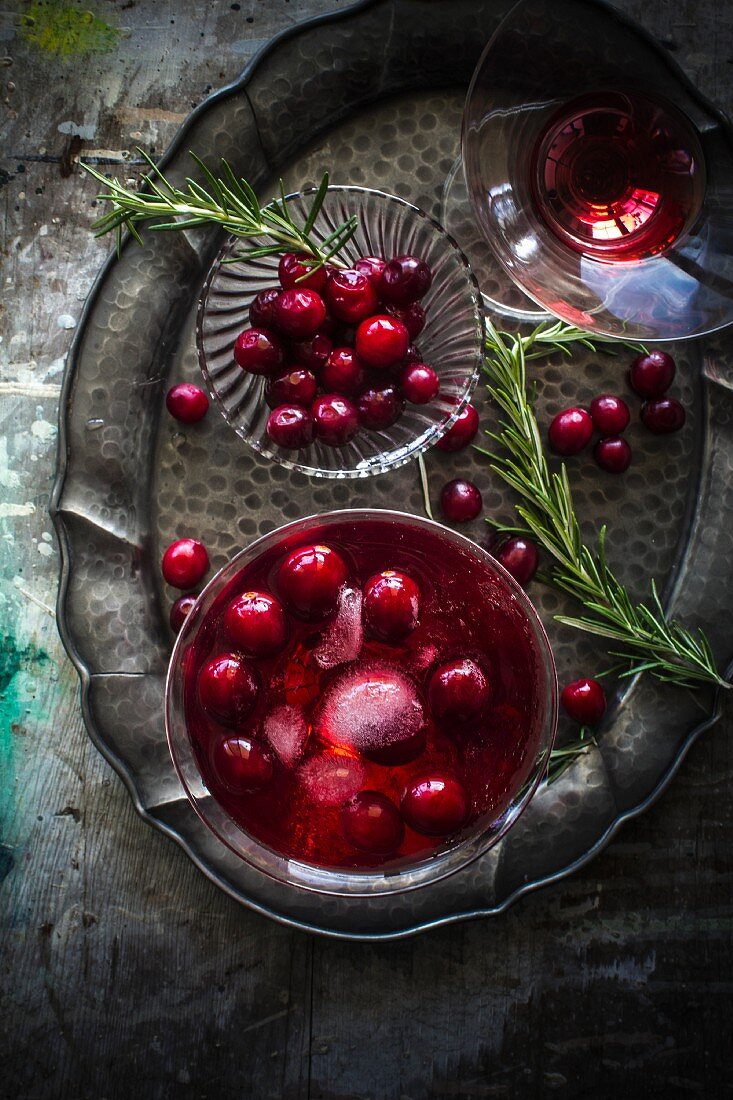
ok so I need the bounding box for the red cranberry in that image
[629,350,676,398]
[494,537,539,585]
[320,347,366,396]
[272,288,327,339]
[325,268,379,323]
[311,394,360,447]
[378,254,433,305]
[233,327,285,376]
[561,677,606,726]
[165,382,209,424]
[277,543,349,619]
[594,436,632,473]
[385,301,426,339]
[355,315,410,369]
[363,570,420,641]
[277,251,327,292]
[401,774,469,836]
[590,394,630,435]
[354,255,386,287]
[161,538,209,589]
[248,287,281,329]
[436,402,479,452]
[223,590,289,657]
[440,478,482,522]
[358,384,404,430]
[289,331,333,372]
[404,343,422,365]
[341,791,404,854]
[266,404,314,450]
[265,367,317,409]
[548,407,593,455]
[641,397,686,434]
[212,735,273,794]
[169,593,197,632]
[198,653,260,725]
[428,658,490,724]
[401,363,440,404]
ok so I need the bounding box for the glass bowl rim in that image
[165,508,558,898]
[195,184,486,477]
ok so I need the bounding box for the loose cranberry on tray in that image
[161,538,210,589]
[165,383,209,424]
[548,407,593,455]
[629,350,676,398]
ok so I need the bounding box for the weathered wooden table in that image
[2,1,732,1096]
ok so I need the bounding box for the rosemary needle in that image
[482,320,728,693]
[81,150,357,271]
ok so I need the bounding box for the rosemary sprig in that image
[546,728,594,784]
[481,319,729,692]
[80,150,357,270]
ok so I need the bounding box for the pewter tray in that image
[51,0,733,939]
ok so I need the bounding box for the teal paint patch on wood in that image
[0,632,49,874]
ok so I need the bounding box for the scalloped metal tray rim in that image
[49,0,729,940]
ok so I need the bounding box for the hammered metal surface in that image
[53,0,733,938]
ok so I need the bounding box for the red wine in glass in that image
[530,90,706,262]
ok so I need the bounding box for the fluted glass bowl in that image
[165,510,558,898]
[196,187,484,478]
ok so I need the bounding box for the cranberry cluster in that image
[629,350,686,434]
[547,349,685,474]
[191,542,488,853]
[229,251,440,451]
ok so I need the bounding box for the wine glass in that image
[442,0,733,341]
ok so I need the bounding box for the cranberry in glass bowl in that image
[197,186,483,478]
[166,510,557,897]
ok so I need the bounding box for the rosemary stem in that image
[482,322,729,693]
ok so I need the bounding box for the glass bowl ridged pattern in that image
[197,186,484,478]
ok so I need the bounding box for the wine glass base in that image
[441,157,549,324]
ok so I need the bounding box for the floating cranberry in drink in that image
[172,516,554,873]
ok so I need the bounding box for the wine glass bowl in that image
[197,186,484,478]
[459,0,733,340]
